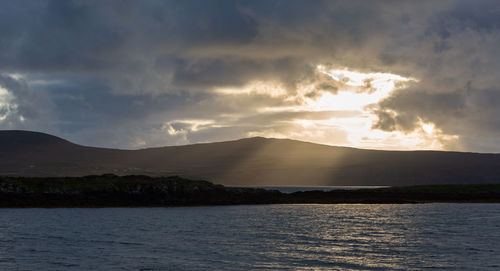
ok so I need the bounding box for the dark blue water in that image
[229,185,389,193]
[1,204,500,270]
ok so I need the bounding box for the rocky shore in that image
[0,175,499,207]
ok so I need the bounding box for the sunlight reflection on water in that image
[1,204,500,270]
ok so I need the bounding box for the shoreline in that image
[1,175,500,207]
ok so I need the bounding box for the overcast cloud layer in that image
[1,0,500,152]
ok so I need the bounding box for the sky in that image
[1,0,500,152]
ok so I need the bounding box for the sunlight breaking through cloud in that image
[0,86,15,122]
[213,81,288,98]
[1,1,499,152]
[230,65,461,151]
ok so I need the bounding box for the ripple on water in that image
[0,204,500,270]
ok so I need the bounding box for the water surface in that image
[228,185,389,193]
[1,204,500,270]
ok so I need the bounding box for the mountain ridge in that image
[1,130,499,186]
[3,130,491,154]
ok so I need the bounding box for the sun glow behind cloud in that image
[214,81,288,97]
[218,65,460,150]
[0,86,15,122]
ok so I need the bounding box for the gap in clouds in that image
[0,1,499,152]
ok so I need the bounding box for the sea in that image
[228,185,389,193]
[1,204,500,270]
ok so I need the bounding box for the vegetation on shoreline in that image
[0,174,499,207]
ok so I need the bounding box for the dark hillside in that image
[1,130,499,186]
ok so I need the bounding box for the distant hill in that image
[1,130,500,186]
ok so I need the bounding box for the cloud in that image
[0,0,500,151]
[0,74,55,132]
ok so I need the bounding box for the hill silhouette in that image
[1,130,499,186]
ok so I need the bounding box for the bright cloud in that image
[213,81,288,98]
[235,66,460,150]
[0,86,16,122]
[1,1,499,152]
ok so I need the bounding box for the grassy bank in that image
[0,175,499,207]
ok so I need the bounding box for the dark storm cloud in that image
[0,0,257,71]
[0,0,500,151]
[0,0,390,90]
